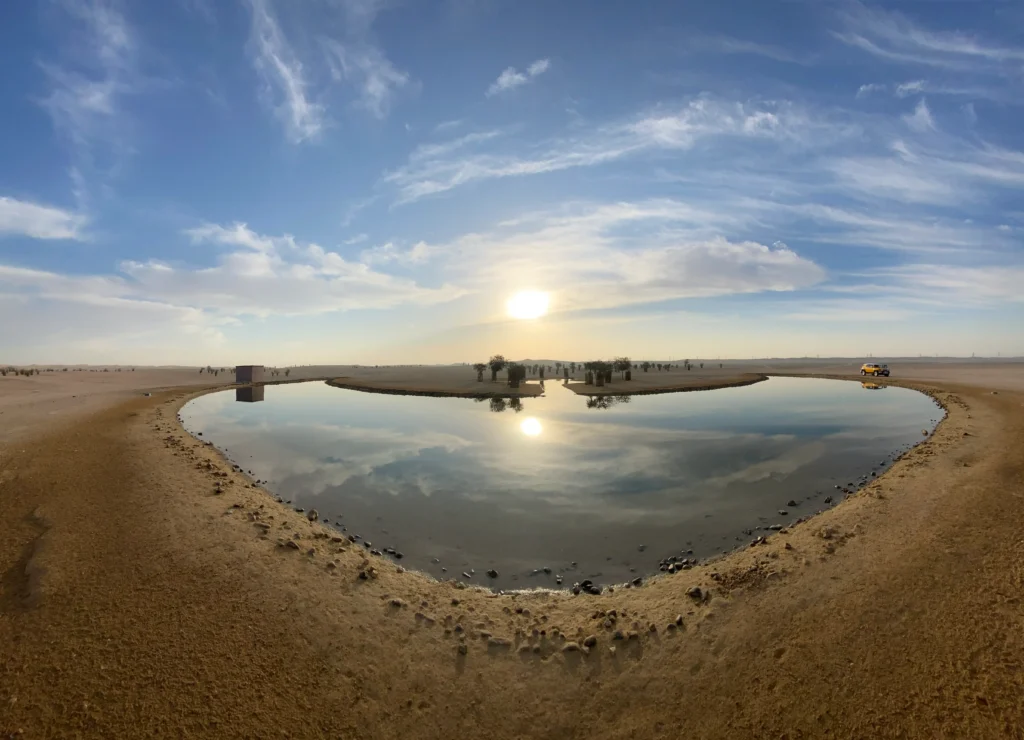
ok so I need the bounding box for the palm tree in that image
[488,354,507,382]
[473,362,487,381]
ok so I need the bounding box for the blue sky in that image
[1,0,1023,365]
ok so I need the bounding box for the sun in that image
[519,417,543,437]
[506,291,549,320]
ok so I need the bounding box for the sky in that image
[1,0,1023,365]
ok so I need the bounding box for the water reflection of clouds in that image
[183,378,939,526]
[177,378,942,582]
[267,417,815,522]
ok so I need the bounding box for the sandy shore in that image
[2,361,1023,737]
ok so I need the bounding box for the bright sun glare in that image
[519,417,543,437]
[506,291,549,320]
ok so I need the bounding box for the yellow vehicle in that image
[861,381,883,390]
[860,363,890,377]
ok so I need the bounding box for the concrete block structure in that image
[235,365,265,384]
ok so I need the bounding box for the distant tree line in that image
[471,355,725,388]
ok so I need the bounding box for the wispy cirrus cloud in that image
[856,79,1007,103]
[902,98,935,132]
[319,0,412,119]
[38,0,141,187]
[856,82,886,98]
[0,196,88,240]
[486,58,550,96]
[322,39,409,119]
[245,0,325,143]
[844,264,1024,307]
[824,126,1024,209]
[383,98,832,204]
[835,2,1024,71]
[685,35,811,65]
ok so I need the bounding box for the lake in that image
[180,377,943,590]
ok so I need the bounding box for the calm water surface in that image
[181,378,943,589]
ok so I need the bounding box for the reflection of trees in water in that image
[585,394,631,410]
[476,397,525,413]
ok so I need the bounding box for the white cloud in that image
[527,59,550,76]
[687,36,810,65]
[855,79,1003,103]
[316,0,411,120]
[360,241,434,266]
[322,39,409,119]
[340,196,377,227]
[0,219,471,361]
[894,80,926,97]
[487,68,527,96]
[825,129,1024,210]
[486,58,550,96]
[172,221,463,315]
[835,2,1024,71]
[246,0,325,143]
[856,83,886,97]
[903,98,935,132]
[38,0,139,183]
[433,119,464,132]
[416,200,825,314]
[0,264,226,361]
[866,264,1024,305]
[0,197,87,240]
[384,98,828,203]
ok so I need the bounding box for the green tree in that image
[613,357,632,379]
[488,354,507,382]
[473,362,487,381]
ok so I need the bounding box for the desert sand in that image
[1,360,1023,738]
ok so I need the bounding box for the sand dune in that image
[1,361,1022,737]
